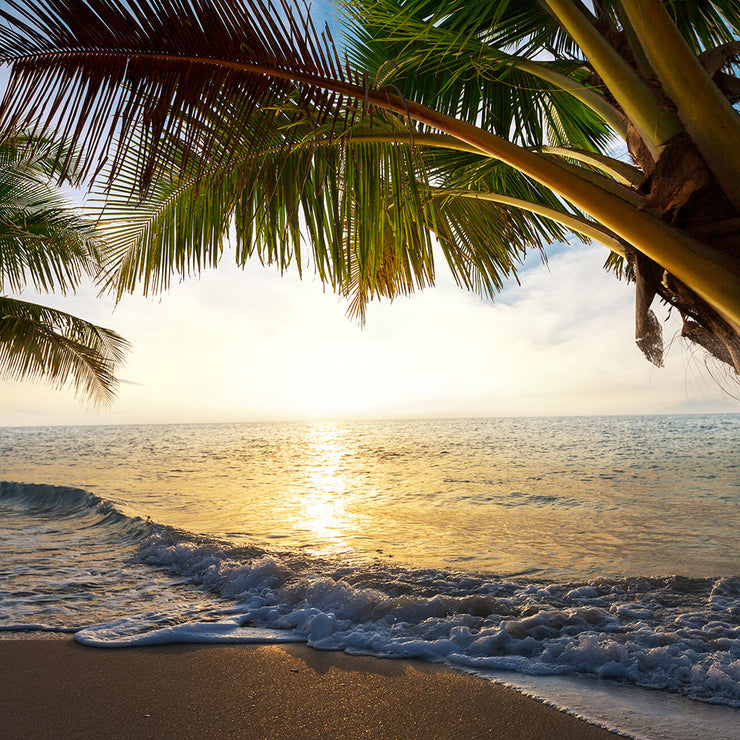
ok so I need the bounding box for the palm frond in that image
[0,133,100,294]
[603,249,628,280]
[0,0,681,263]
[94,102,594,323]
[0,295,129,404]
[0,0,358,190]
[0,131,128,404]
[94,107,438,301]
[344,0,588,59]
[345,0,617,150]
[663,0,740,52]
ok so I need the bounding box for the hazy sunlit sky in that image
[2,239,738,426]
[0,2,738,427]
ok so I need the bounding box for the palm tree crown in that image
[0,0,737,375]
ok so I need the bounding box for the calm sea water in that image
[1,415,739,738]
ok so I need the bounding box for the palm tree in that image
[0,0,738,373]
[0,133,129,403]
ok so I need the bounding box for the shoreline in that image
[0,639,622,739]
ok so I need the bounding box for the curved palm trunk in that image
[362,104,739,332]
[387,97,740,330]
[538,146,643,187]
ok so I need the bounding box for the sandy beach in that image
[0,639,622,739]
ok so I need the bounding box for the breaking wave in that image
[4,482,734,707]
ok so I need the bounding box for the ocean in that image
[1,415,738,738]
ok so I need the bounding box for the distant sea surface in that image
[1,415,738,738]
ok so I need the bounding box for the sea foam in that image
[65,521,740,709]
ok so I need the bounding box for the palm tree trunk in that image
[539,146,643,186]
[390,97,740,329]
[618,0,740,210]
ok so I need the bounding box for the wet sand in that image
[0,639,622,739]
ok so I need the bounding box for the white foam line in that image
[74,620,307,648]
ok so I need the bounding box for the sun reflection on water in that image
[294,423,357,553]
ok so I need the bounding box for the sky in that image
[2,239,738,427]
[0,5,738,427]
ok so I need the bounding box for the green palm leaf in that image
[94,106,605,324]
[346,0,618,150]
[0,134,99,294]
[94,112,437,299]
[0,295,129,404]
[0,131,129,403]
[664,0,740,51]
[347,0,588,57]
